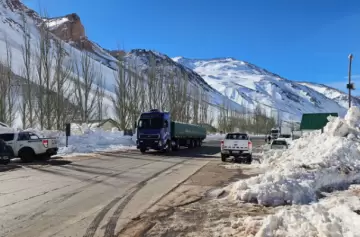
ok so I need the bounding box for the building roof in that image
[300,113,338,130]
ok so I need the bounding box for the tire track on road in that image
[2,157,161,235]
[84,159,189,237]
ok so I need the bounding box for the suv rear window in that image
[0,133,15,141]
[225,133,248,140]
[272,140,287,145]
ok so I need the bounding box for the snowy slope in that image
[173,57,348,121]
[0,1,243,128]
[125,50,245,111]
[299,81,360,108]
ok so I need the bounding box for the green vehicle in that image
[135,109,207,153]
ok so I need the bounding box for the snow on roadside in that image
[24,125,136,156]
[209,185,360,237]
[223,106,360,206]
[204,133,225,141]
[255,185,360,237]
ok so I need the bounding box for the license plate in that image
[232,151,240,154]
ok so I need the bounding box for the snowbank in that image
[255,185,360,237]
[58,129,136,155]
[224,106,360,206]
[204,133,225,141]
[213,185,360,237]
[24,125,136,156]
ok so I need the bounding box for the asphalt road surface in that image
[0,139,264,237]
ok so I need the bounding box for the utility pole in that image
[347,54,354,108]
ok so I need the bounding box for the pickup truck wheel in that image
[247,155,253,164]
[0,157,10,165]
[221,154,227,162]
[19,148,35,163]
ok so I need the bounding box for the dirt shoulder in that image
[118,161,272,237]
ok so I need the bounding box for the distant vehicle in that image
[270,127,280,139]
[220,132,252,163]
[270,139,288,150]
[271,126,292,140]
[135,109,207,153]
[0,131,58,162]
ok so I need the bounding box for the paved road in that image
[0,139,265,237]
[0,141,222,237]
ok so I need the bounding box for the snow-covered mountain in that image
[0,0,242,127]
[298,82,360,109]
[173,57,351,121]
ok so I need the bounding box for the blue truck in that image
[135,109,207,153]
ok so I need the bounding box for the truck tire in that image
[0,157,10,165]
[140,148,146,153]
[172,140,180,151]
[19,147,35,163]
[247,154,253,164]
[164,141,172,153]
[221,154,227,162]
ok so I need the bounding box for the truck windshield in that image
[138,118,163,129]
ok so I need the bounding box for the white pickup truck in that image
[0,131,59,162]
[220,132,253,163]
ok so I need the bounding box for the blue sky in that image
[24,0,360,94]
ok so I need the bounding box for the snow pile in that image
[22,125,136,156]
[225,106,360,206]
[204,133,225,141]
[57,127,136,155]
[255,185,360,237]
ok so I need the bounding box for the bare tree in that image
[0,38,18,126]
[73,51,98,123]
[53,40,74,130]
[112,54,129,130]
[127,61,144,127]
[199,88,209,125]
[95,69,105,121]
[20,12,35,128]
[191,86,200,124]
[153,66,167,111]
[146,54,157,109]
[35,20,56,129]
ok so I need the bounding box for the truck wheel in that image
[19,148,35,163]
[140,148,146,153]
[0,157,10,165]
[247,155,253,164]
[164,141,172,153]
[172,141,180,151]
[221,154,227,162]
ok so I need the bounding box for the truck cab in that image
[136,109,171,153]
[270,128,280,139]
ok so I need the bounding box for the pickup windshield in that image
[138,118,163,129]
[225,133,248,140]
